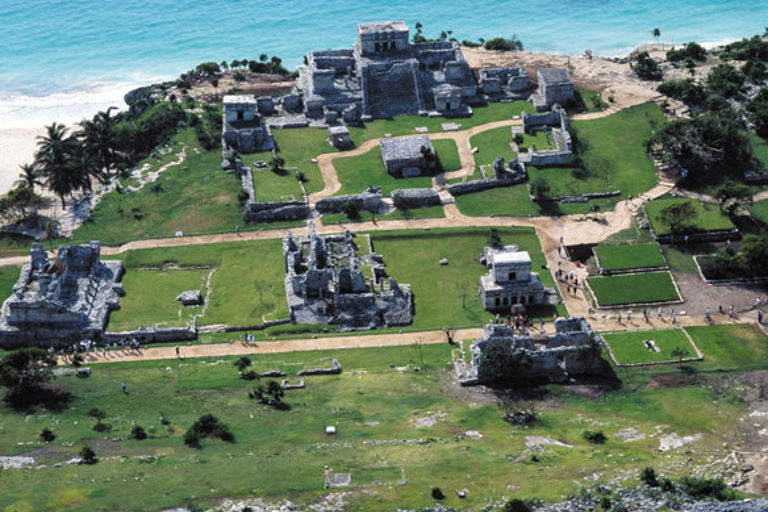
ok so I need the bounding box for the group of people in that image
[53,337,144,361]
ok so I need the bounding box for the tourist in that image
[121,381,127,394]
[670,309,676,324]
[729,304,735,319]
[719,305,724,315]
[176,345,180,358]
[705,307,711,322]
[759,310,764,324]
[627,310,632,322]
[617,311,622,324]
[658,307,663,320]
[588,306,593,317]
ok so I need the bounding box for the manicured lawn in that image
[71,129,295,246]
[333,146,434,197]
[469,125,516,168]
[0,264,21,303]
[750,133,768,169]
[432,139,462,172]
[602,328,697,364]
[372,227,565,328]
[346,101,534,146]
[250,167,304,202]
[454,184,618,217]
[270,127,337,196]
[106,239,288,328]
[0,343,743,512]
[588,271,680,307]
[572,102,666,197]
[107,268,208,331]
[686,323,768,371]
[527,166,611,197]
[644,198,736,237]
[746,198,768,226]
[594,243,666,272]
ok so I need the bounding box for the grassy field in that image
[686,323,768,371]
[104,240,288,328]
[588,271,680,307]
[595,243,666,272]
[602,328,697,364]
[746,198,768,227]
[0,233,38,258]
[468,127,552,169]
[645,198,736,237]
[250,167,304,202]
[0,343,746,512]
[751,133,768,169]
[333,147,434,197]
[432,139,462,172]
[270,127,337,196]
[71,129,253,245]
[372,227,566,328]
[0,264,21,301]
[527,166,612,197]
[107,268,209,331]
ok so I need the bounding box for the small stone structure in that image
[176,290,202,307]
[478,245,547,311]
[328,125,352,149]
[0,242,124,348]
[315,187,384,214]
[518,105,573,167]
[458,317,603,385]
[446,157,527,196]
[530,68,574,112]
[390,188,441,209]
[222,95,274,153]
[380,135,436,177]
[283,222,413,329]
[479,67,534,99]
[299,21,478,121]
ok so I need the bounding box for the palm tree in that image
[35,123,79,208]
[78,107,118,182]
[652,28,661,42]
[14,163,43,191]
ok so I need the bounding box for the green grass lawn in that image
[0,343,744,512]
[270,127,338,196]
[595,243,666,272]
[527,166,612,197]
[372,227,565,328]
[0,264,21,302]
[70,129,279,246]
[752,133,768,169]
[746,198,768,227]
[0,233,38,258]
[333,146,434,197]
[602,328,697,364]
[588,271,680,307]
[107,268,209,331]
[644,198,736,237]
[432,139,462,172]
[105,239,288,328]
[469,125,516,168]
[572,102,666,198]
[346,101,534,146]
[454,184,618,217]
[251,167,304,202]
[686,323,768,371]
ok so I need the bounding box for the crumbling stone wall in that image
[391,188,441,209]
[315,188,383,214]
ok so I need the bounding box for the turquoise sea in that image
[0,0,766,127]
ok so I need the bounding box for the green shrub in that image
[80,446,98,465]
[641,467,659,487]
[583,430,607,444]
[431,487,445,500]
[631,52,662,80]
[40,428,55,443]
[484,36,523,52]
[131,426,148,440]
[679,476,735,501]
[184,414,235,449]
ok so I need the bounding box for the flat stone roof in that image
[493,250,531,265]
[538,67,572,85]
[380,135,432,161]
[358,21,408,35]
[328,125,350,135]
[223,95,257,105]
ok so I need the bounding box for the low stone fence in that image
[103,326,196,344]
[315,189,383,214]
[446,175,526,196]
[197,318,292,333]
[693,255,768,286]
[391,188,441,209]
[654,229,739,244]
[534,190,621,204]
[245,200,309,222]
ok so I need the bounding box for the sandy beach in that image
[0,127,44,193]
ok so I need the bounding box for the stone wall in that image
[390,188,441,209]
[446,174,526,196]
[245,200,310,222]
[315,188,383,214]
[103,326,196,344]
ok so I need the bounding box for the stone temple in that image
[457,317,603,385]
[380,135,436,177]
[299,21,478,120]
[478,245,549,311]
[530,67,574,111]
[0,242,124,348]
[283,222,413,329]
[222,95,275,153]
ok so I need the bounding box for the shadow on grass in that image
[4,384,73,413]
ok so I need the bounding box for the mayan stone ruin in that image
[529,67,575,111]
[458,317,603,385]
[518,104,574,166]
[0,242,124,348]
[283,222,413,329]
[299,21,478,121]
[380,135,436,177]
[478,245,551,312]
[222,95,275,153]
[478,67,534,100]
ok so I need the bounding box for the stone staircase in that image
[366,61,422,118]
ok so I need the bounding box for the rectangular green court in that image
[594,243,666,272]
[602,328,698,365]
[587,271,680,307]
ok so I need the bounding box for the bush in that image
[706,63,745,98]
[583,430,607,444]
[631,52,662,80]
[721,35,768,62]
[679,476,735,501]
[461,39,482,48]
[530,176,551,201]
[80,446,98,465]
[233,71,246,82]
[241,370,258,381]
[658,79,707,105]
[641,467,659,487]
[503,499,532,512]
[40,428,56,443]
[130,425,148,440]
[571,167,590,180]
[667,42,707,63]
[341,199,361,220]
[748,88,768,138]
[184,414,235,449]
[484,36,523,52]
[431,487,445,500]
